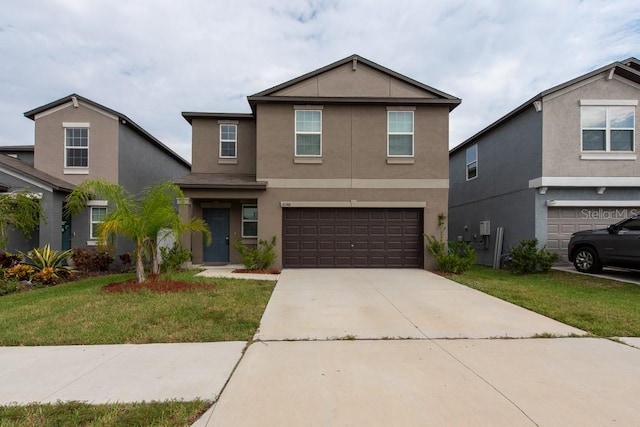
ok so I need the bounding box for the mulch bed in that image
[101,275,214,293]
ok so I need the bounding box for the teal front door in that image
[61,211,72,251]
[203,208,230,263]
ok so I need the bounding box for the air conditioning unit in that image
[479,221,491,236]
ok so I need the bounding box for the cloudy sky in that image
[1,0,639,162]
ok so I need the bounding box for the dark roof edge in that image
[181,112,255,125]
[450,57,640,155]
[247,96,461,110]
[177,183,267,190]
[250,54,460,101]
[24,94,190,168]
[0,145,34,152]
[0,155,74,192]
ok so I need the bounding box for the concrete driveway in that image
[199,269,640,427]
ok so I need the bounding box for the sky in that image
[1,0,639,163]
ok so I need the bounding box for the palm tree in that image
[0,190,44,250]
[65,180,211,283]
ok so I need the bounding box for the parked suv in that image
[568,215,640,273]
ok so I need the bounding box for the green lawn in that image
[0,270,276,346]
[445,265,640,337]
[0,400,210,427]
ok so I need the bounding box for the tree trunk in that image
[151,243,160,275]
[136,245,146,283]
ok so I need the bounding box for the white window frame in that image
[387,111,414,157]
[89,205,107,240]
[241,204,258,238]
[580,100,636,153]
[219,123,237,158]
[466,144,478,181]
[63,123,90,171]
[295,110,322,157]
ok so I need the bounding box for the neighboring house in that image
[449,57,640,266]
[177,54,460,269]
[0,94,191,255]
[0,152,74,253]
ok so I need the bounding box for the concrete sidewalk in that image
[0,342,245,404]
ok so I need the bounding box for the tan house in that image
[0,94,190,255]
[177,55,461,269]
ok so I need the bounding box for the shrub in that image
[32,266,60,285]
[4,264,34,281]
[0,252,20,269]
[508,238,559,274]
[159,243,192,272]
[426,236,476,274]
[71,247,114,272]
[233,236,277,270]
[0,280,21,296]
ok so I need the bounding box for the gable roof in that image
[247,54,461,111]
[0,154,74,192]
[181,112,254,125]
[450,57,640,155]
[24,94,190,168]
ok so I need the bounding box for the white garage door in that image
[547,207,640,258]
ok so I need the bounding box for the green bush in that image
[426,236,476,274]
[159,243,192,272]
[508,238,559,274]
[233,236,277,270]
[0,280,21,296]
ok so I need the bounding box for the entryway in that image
[203,208,230,263]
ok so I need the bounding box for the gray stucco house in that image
[449,57,640,266]
[0,94,190,255]
[177,54,461,269]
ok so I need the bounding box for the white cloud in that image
[0,0,639,161]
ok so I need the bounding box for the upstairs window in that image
[295,110,322,156]
[388,111,414,157]
[581,105,635,152]
[220,124,237,158]
[65,127,89,168]
[242,205,258,238]
[466,144,478,180]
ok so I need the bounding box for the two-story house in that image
[177,55,461,269]
[0,94,191,255]
[449,57,640,266]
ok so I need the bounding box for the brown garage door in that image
[283,208,423,268]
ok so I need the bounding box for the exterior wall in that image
[542,74,640,177]
[0,172,46,252]
[0,149,34,165]
[256,187,447,270]
[33,102,119,185]
[448,106,543,266]
[255,104,449,181]
[273,62,435,99]
[118,124,190,195]
[190,118,256,175]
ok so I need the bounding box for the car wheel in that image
[573,247,603,273]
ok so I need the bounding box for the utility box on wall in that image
[479,221,491,236]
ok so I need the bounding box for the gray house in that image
[1,94,191,255]
[177,54,461,269]
[449,57,640,266]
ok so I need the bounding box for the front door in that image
[203,208,230,263]
[61,211,72,251]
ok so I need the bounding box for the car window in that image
[621,218,640,231]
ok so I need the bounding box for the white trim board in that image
[264,178,448,189]
[529,177,640,188]
[547,200,640,207]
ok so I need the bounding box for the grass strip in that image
[445,265,640,337]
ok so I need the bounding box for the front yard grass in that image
[0,270,275,346]
[0,399,210,427]
[445,265,640,337]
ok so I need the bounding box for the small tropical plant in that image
[4,264,34,281]
[508,238,559,274]
[22,245,73,282]
[0,252,20,269]
[425,213,476,274]
[159,243,192,272]
[233,236,277,270]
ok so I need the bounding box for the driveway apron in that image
[200,269,640,426]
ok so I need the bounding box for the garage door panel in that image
[283,208,423,268]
